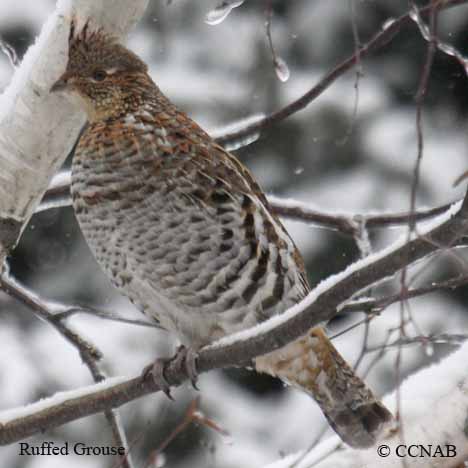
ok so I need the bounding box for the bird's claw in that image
[186,347,200,390]
[142,345,200,398]
[142,359,174,400]
[173,345,200,390]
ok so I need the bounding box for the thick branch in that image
[1,192,467,445]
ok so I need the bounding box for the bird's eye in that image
[92,70,107,82]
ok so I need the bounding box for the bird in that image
[50,20,393,448]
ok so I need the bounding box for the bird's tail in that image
[255,327,393,448]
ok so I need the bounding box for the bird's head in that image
[51,21,150,121]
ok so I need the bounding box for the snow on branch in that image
[267,195,454,236]
[267,341,468,468]
[0,0,149,264]
[1,190,468,445]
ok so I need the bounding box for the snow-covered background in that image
[2,1,468,467]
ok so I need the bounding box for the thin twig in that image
[0,37,19,68]
[145,398,199,468]
[353,315,373,371]
[338,0,363,145]
[341,273,468,315]
[409,1,439,231]
[0,266,101,360]
[361,328,395,379]
[367,333,468,352]
[265,0,289,82]
[330,315,374,341]
[54,306,162,329]
[288,423,334,468]
[145,397,229,468]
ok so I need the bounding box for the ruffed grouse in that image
[51,21,393,448]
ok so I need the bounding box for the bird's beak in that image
[50,74,70,93]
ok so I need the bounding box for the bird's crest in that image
[65,18,147,74]
[68,18,117,53]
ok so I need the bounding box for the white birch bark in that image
[0,0,149,263]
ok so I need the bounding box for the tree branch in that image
[1,192,467,446]
[268,195,454,236]
[366,333,468,352]
[214,0,468,149]
[341,274,468,314]
[0,265,134,468]
[38,171,456,236]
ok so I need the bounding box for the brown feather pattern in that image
[58,22,393,448]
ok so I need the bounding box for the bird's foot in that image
[141,345,200,399]
[142,357,174,400]
[173,345,200,390]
